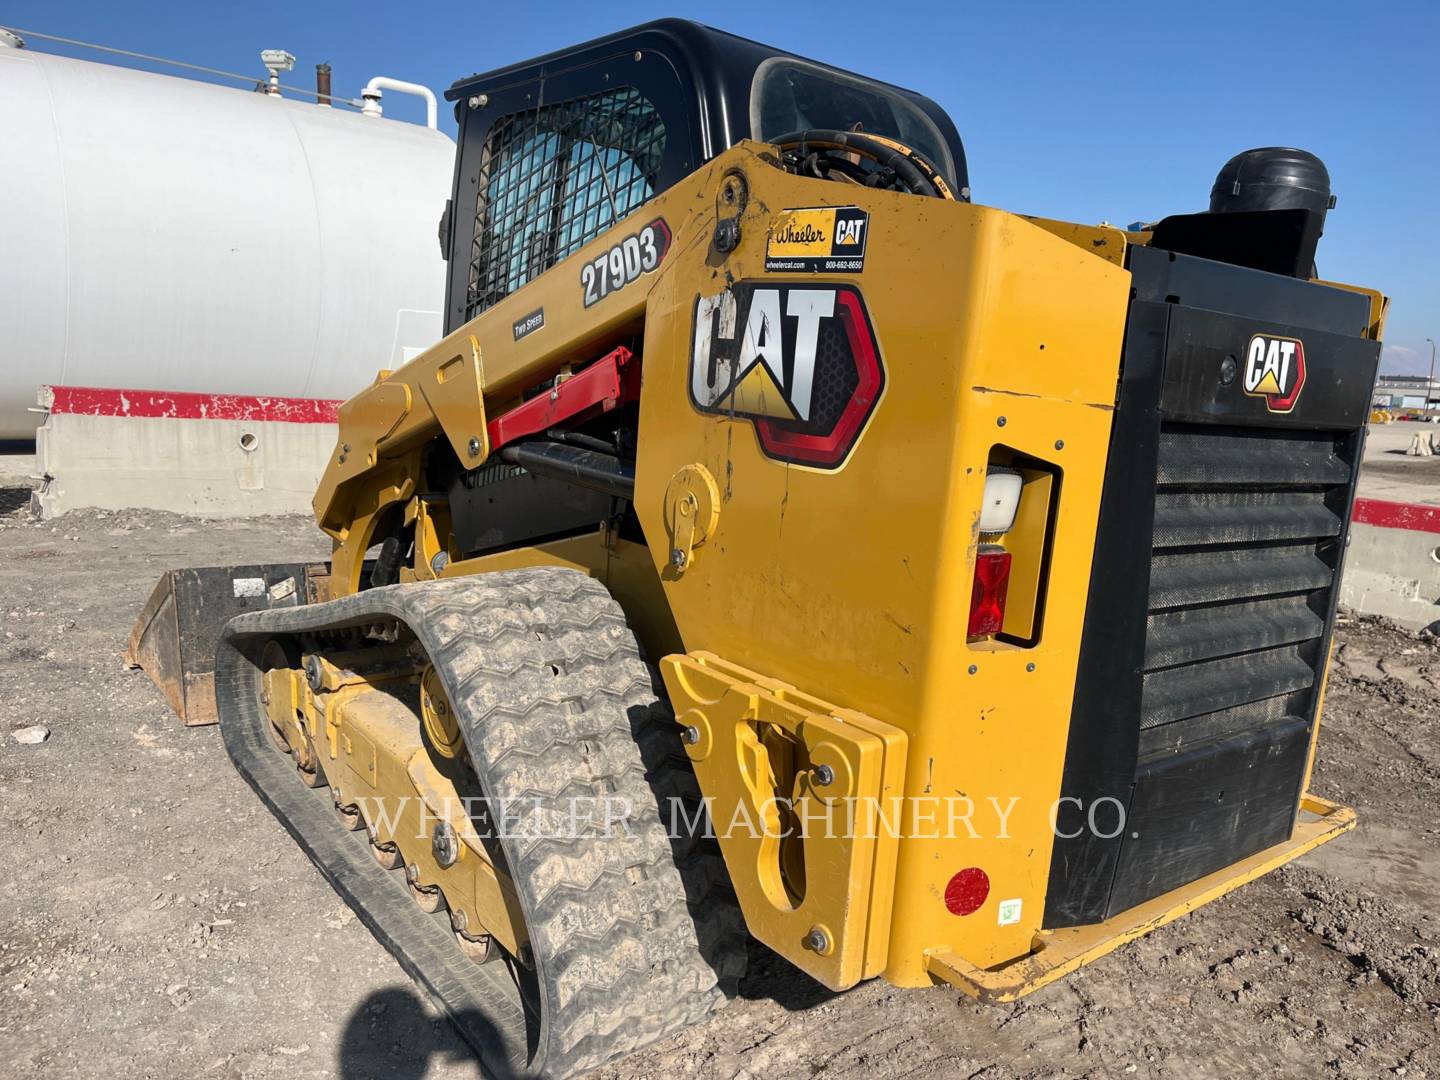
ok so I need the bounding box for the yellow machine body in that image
[300,141,1368,996]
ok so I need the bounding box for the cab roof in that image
[444,18,968,193]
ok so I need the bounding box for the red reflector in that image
[967,546,1011,637]
[944,867,991,916]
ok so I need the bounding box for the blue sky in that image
[8,0,1438,372]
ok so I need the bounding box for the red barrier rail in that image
[44,385,341,424]
[1351,498,1440,535]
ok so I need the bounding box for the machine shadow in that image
[338,958,834,1080]
[337,985,513,1080]
[736,939,840,1012]
[623,700,839,1015]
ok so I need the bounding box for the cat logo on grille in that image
[1243,333,1307,413]
[689,283,885,469]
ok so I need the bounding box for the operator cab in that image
[438,18,969,333]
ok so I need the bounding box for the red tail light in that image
[968,546,1012,637]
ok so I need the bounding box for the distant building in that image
[1374,374,1439,410]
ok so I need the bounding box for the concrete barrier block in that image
[1341,499,1440,631]
[32,385,341,519]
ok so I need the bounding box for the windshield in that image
[749,58,956,186]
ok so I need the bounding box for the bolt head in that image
[304,655,324,692]
[805,927,829,953]
[682,725,701,745]
[432,821,460,868]
[467,436,482,458]
[713,218,741,253]
[997,416,1007,428]
[1054,439,1065,450]
[1026,662,1036,672]
[814,764,835,787]
[967,664,978,675]
[669,548,688,570]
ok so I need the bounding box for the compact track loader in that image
[130,19,1385,1077]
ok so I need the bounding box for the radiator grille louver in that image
[1138,425,1349,752]
[1145,595,1323,668]
[1151,490,1340,548]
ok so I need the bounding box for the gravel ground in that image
[1357,421,1440,506]
[1,484,1438,1080]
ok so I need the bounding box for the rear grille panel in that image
[1140,422,1350,743]
[1044,249,1380,929]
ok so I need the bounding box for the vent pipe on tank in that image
[360,76,438,129]
[316,62,332,107]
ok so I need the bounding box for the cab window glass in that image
[750,58,954,184]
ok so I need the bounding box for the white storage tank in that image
[0,39,454,439]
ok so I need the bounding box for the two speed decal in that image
[512,308,545,342]
[581,218,671,307]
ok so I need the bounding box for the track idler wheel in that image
[419,664,464,760]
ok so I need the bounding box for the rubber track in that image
[214,569,745,1078]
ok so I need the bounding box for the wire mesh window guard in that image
[466,86,667,320]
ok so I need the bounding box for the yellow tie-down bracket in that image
[660,652,908,991]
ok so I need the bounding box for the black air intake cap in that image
[1147,147,1335,279]
[1209,147,1336,218]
